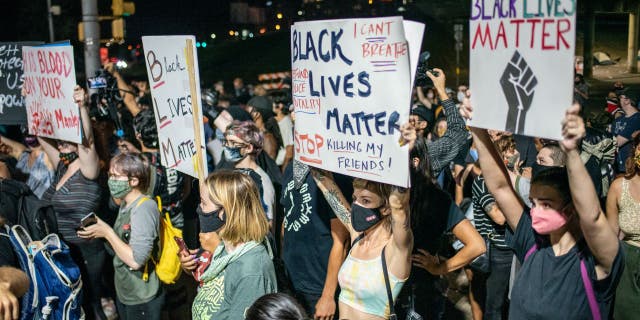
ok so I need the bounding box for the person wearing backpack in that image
[466,101,624,319]
[37,86,104,319]
[78,153,163,320]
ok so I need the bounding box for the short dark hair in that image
[133,109,159,149]
[225,121,264,156]
[531,166,571,205]
[110,153,151,191]
[271,91,292,115]
[541,143,566,166]
[245,293,308,320]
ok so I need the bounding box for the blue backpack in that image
[9,225,84,320]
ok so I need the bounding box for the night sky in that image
[0,0,233,43]
[124,0,231,41]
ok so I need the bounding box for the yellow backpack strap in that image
[136,197,151,208]
[155,196,162,212]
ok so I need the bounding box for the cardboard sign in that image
[142,35,208,180]
[469,0,576,140]
[0,42,43,125]
[22,43,80,143]
[292,17,422,187]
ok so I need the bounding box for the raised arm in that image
[425,69,469,174]
[415,86,433,109]
[0,135,26,160]
[562,103,619,274]
[386,187,413,279]
[75,86,100,180]
[106,63,140,117]
[37,136,60,168]
[470,128,524,230]
[310,169,354,235]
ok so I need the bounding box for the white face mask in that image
[457,92,465,102]
[427,92,434,99]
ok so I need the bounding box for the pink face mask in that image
[530,206,568,234]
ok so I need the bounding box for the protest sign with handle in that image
[22,43,81,144]
[142,35,208,180]
[469,0,576,140]
[0,42,43,125]
[292,16,422,187]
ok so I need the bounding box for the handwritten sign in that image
[142,36,208,179]
[469,0,576,140]
[292,17,422,187]
[0,42,43,125]
[22,43,80,143]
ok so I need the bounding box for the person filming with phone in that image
[78,153,164,320]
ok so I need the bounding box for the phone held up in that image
[79,212,97,230]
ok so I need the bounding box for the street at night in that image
[0,1,639,319]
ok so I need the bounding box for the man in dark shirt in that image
[420,70,469,178]
[281,161,351,319]
[613,91,640,173]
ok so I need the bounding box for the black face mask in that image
[59,152,79,165]
[351,203,383,232]
[531,163,555,179]
[197,207,225,233]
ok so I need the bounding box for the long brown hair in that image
[624,134,640,179]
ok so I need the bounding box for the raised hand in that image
[399,122,417,150]
[389,186,410,210]
[500,51,538,134]
[560,103,585,152]
[73,85,86,106]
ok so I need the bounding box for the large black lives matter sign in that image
[0,42,43,125]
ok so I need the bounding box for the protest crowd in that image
[1,13,640,320]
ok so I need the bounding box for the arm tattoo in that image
[484,202,496,214]
[325,190,351,226]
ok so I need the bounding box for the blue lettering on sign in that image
[326,108,400,136]
[292,28,353,65]
[308,70,371,98]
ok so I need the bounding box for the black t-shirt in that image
[0,226,17,267]
[145,152,185,215]
[507,209,624,319]
[280,164,352,295]
[411,188,465,287]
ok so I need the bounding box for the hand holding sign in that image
[560,103,585,153]
[73,85,85,106]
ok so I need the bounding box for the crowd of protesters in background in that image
[0,58,639,320]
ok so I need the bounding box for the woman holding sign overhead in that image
[310,121,416,320]
[465,99,624,319]
[36,85,105,319]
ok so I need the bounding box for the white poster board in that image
[142,35,208,179]
[469,0,576,140]
[292,17,422,187]
[22,43,80,143]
